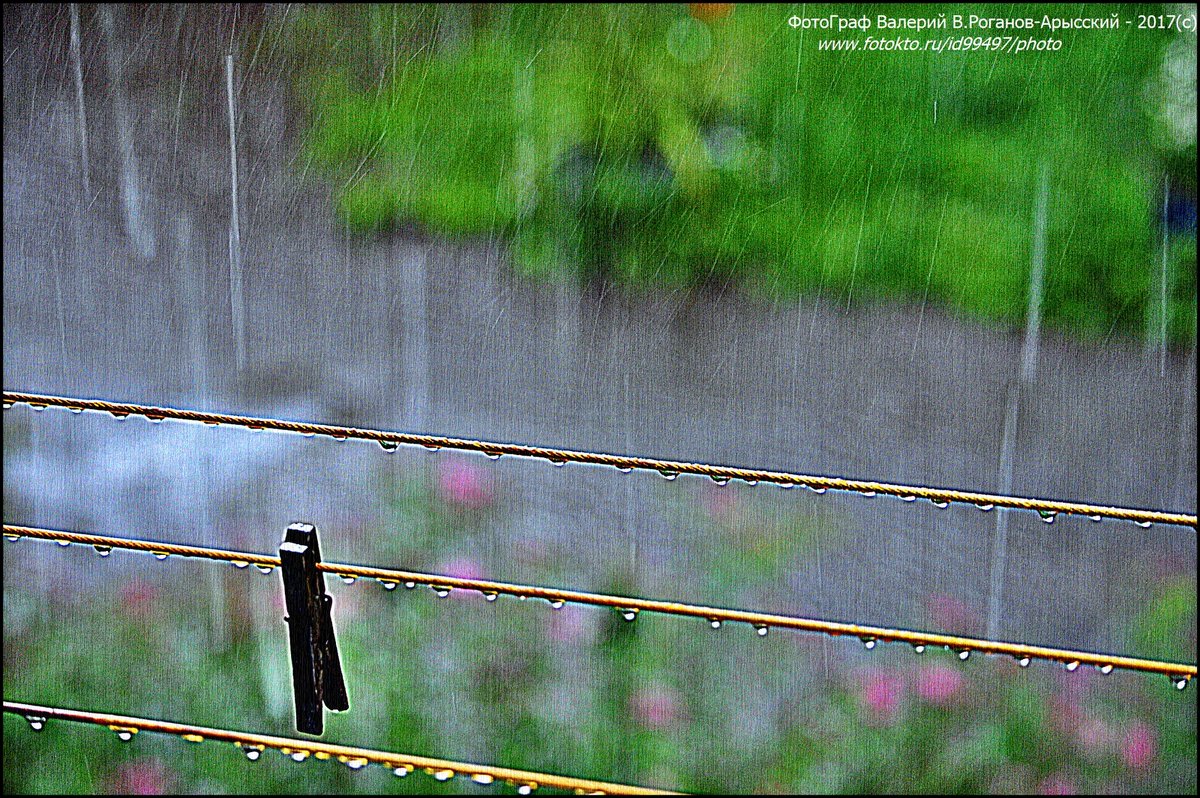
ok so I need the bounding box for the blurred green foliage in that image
[3,464,1196,794]
[289,3,1196,341]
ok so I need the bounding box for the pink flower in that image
[915,664,965,706]
[701,484,738,523]
[547,605,590,644]
[436,457,495,510]
[860,670,905,724]
[109,757,172,795]
[1120,721,1157,770]
[1076,717,1116,758]
[630,686,683,729]
[1037,775,1078,795]
[119,581,160,620]
[925,593,982,633]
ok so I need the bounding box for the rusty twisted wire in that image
[2,701,679,795]
[6,524,1195,683]
[3,391,1195,528]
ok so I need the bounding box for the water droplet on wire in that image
[378,440,399,453]
[485,451,502,461]
[976,503,994,512]
[109,726,137,742]
[620,608,639,622]
[231,560,249,569]
[1097,664,1114,675]
[518,783,538,795]
[255,564,275,575]
[433,769,455,781]
[393,765,413,777]
[1017,657,1032,668]
[616,466,633,474]
[471,773,495,785]
[57,540,71,547]
[900,495,917,502]
[912,644,926,654]
[1135,520,1153,529]
[290,750,310,762]
[549,599,565,610]
[1065,661,1080,672]
[94,545,113,557]
[658,470,678,480]
[4,533,21,542]
[152,551,170,561]
[807,485,827,495]
[1088,514,1102,522]
[342,757,368,770]
[861,638,876,650]
[30,403,47,412]
[341,575,357,585]
[379,579,398,591]
[484,592,498,602]
[182,734,204,743]
[1173,676,1190,691]
[754,625,769,637]
[1038,510,1057,524]
[549,458,567,467]
[861,490,876,498]
[931,499,950,509]
[709,619,722,629]
[25,715,46,732]
[241,744,263,761]
[958,650,971,661]
[110,411,129,421]
[433,586,451,598]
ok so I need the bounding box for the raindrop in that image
[912,644,926,654]
[485,452,502,461]
[378,441,399,453]
[247,424,264,433]
[182,734,204,743]
[30,403,47,412]
[710,476,730,486]
[4,533,20,542]
[806,485,827,495]
[146,414,165,424]
[1017,657,1032,668]
[1,402,12,410]
[484,592,498,602]
[94,545,113,557]
[404,581,417,589]
[616,466,633,474]
[241,745,262,761]
[205,421,221,427]
[111,411,129,421]
[344,757,368,770]
[777,481,795,490]
[471,773,495,785]
[518,783,537,795]
[379,580,399,591]
[620,608,639,622]
[958,650,971,661]
[1135,520,1153,529]
[330,434,347,442]
[1038,510,1057,524]
[290,751,310,762]
[341,575,358,585]
[861,637,876,650]
[25,715,46,732]
[549,458,567,467]
[1088,514,1102,523]
[1098,664,1114,675]
[976,503,995,512]
[422,443,441,452]
[1065,661,1080,672]
[255,564,275,575]
[931,499,950,509]
[433,587,451,598]
[709,619,722,629]
[754,625,769,637]
[861,491,877,498]
[393,765,413,777]
[152,551,170,561]
[57,540,71,547]
[743,479,759,486]
[110,726,137,742]
[68,406,84,414]
[231,560,250,569]
[1173,676,1190,691]
[549,599,565,610]
[900,495,917,502]
[658,470,678,480]
[433,769,455,781]
[300,431,315,438]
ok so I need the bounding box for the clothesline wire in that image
[3,392,1194,528]
[2,701,679,795]
[6,524,1195,683]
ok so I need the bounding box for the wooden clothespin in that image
[279,523,349,735]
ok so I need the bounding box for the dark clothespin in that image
[279,522,349,735]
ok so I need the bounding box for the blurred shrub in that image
[290,3,1195,339]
